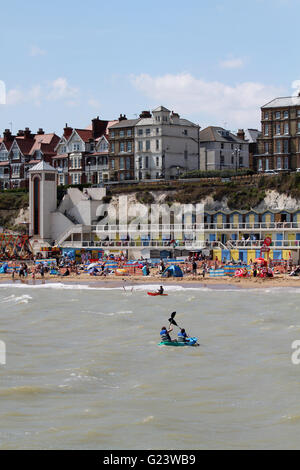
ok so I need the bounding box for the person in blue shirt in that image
[177,328,188,342]
[160,326,173,342]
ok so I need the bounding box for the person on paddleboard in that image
[160,325,173,342]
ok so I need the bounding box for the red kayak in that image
[147,292,168,296]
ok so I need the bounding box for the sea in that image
[0,281,300,450]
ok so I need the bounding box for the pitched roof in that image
[29,161,56,172]
[262,96,300,109]
[109,118,140,129]
[199,126,246,144]
[75,129,93,142]
[152,105,171,113]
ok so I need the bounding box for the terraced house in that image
[255,94,300,172]
[108,115,138,182]
[0,128,59,189]
[53,117,117,185]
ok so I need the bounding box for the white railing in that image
[91,222,300,233]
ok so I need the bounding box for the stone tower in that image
[29,161,58,242]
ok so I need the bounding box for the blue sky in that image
[0,0,299,135]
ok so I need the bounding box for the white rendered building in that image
[134,106,200,180]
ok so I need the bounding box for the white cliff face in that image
[255,191,300,211]
[108,190,300,212]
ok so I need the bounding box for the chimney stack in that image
[119,114,127,122]
[237,129,245,141]
[91,116,108,139]
[37,128,45,135]
[3,129,13,142]
[63,123,73,140]
[139,110,152,118]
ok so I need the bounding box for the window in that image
[275,111,281,119]
[284,157,289,169]
[156,140,159,150]
[283,110,289,119]
[156,128,159,135]
[111,142,115,153]
[145,156,149,169]
[138,141,143,151]
[126,157,131,169]
[276,123,281,135]
[264,142,269,154]
[297,110,300,117]
[146,140,150,151]
[120,142,125,152]
[111,131,115,138]
[276,140,281,154]
[277,157,281,169]
[265,159,269,171]
[284,122,289,134]
[283,140,289,153]
[258,159,263,171]
[264,112,269,120]
[127,129,132,136]
[138,129,143,135]
[120,157,124,169]
[0,151,7,161]
[146,128,151,135]
[183,129,188,136]
[73,143,80,151]
[139,157,142,169]
[221,143,224,149]
[220,154,224,166]
[297,122,300,134]
[239,156,243,167]
[127,141,132,152]
[111,159,115,169]
[120,130,125,137]
[264,124,269,136]
[156,157,159,167]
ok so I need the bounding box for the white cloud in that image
[219,57,244,69]
[30,45,46,57]
[131,72,284,128]
[87,98,101,108]
[47,77,79,101]
[5,78,80,107]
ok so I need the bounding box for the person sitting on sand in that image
[62,268,70,277]
[160,326,173,342]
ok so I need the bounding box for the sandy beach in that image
[1,272,300,289]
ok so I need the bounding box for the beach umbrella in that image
[254,258,266,264]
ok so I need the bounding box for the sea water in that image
[0,282,300,449]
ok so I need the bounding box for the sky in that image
[0,0,300,135]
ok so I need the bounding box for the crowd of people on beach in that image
[0,248,299,282]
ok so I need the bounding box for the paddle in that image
[168,311,180,328]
